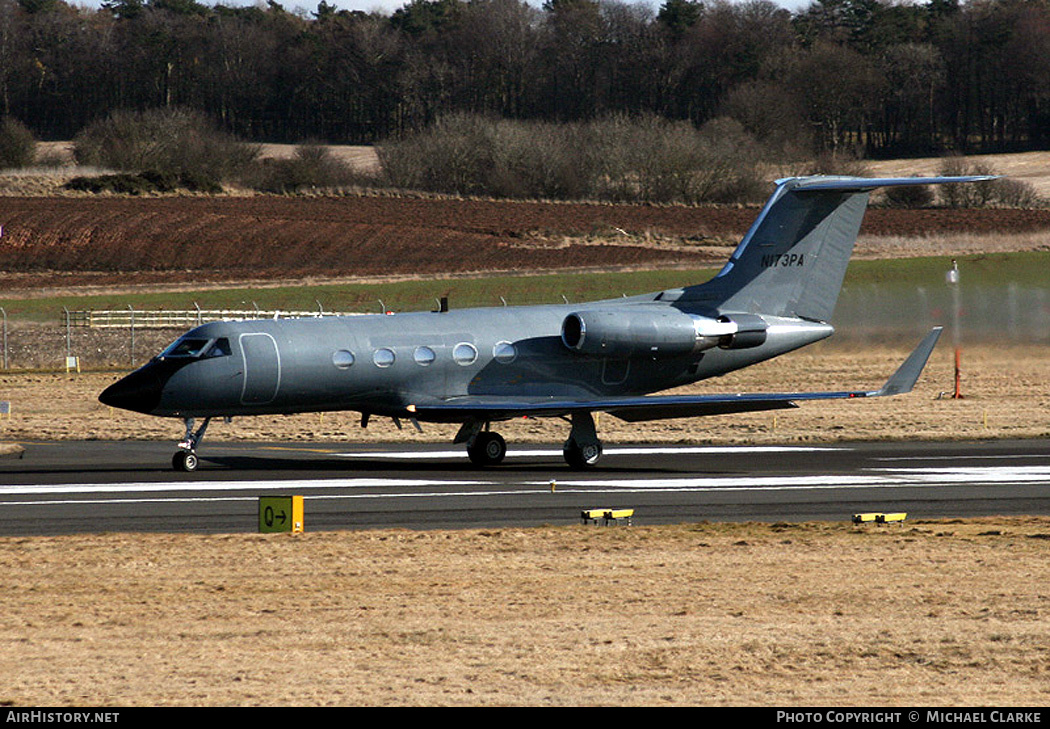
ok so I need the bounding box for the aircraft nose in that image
[99,366,164,414]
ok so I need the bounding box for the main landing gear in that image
[457,411,604,469]
[562,411,603,469]
[467,430,508,467]
[173,417,211,472]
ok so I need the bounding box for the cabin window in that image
[332,349,355,369]
[414,346,436,366]
[493,341,517,364]
[453,342,478,366]
[372,348,396,368]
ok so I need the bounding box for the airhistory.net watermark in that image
[4,712,118,724]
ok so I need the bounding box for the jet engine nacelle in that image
[716,313,768,350]
[561,308,767,358]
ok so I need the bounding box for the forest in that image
[1,0,1049,160]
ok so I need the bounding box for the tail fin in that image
[680,175,996,322]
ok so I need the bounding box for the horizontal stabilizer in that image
[873,327,943,396]
[409,328,943,423]
[781,175,999,192]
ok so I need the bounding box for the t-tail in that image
[679,175,997,322]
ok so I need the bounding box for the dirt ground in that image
[1,518,1048,707]
[1,158,1049,707]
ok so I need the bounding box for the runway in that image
[1,439,1049,536]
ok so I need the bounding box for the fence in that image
[0,283,1047,371]
[66,308,359,329]
[0,307,367,370]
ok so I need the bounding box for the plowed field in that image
[2,195,1050,292]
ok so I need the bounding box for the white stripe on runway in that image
[332,445,841,460]
[0,478,489,497]
[2,465,1049,506]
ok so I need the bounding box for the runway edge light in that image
[259,495,304,533]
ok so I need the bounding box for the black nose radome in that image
[99,367,165,414]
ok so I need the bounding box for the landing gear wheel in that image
[173,450,199,472]
[467,432,507,466]
[564,440,602,469]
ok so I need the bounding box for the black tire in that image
[564,440,602,469]
[467,432,507,466]
[172,450,198,472]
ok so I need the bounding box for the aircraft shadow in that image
[203,454,687,475]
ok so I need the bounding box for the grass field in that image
[2,250,1047,323]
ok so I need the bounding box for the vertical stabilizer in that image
[680,175,996,322]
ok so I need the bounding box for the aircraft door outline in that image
[240,332,281,405]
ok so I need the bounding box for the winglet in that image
[872,327,943,397]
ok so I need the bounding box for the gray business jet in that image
[100,175,990,471]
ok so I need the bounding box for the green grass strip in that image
[1,251,1045,323]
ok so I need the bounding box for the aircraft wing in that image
[410,327,943,423]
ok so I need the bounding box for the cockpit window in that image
[204,338,232,358]
[161,338,211,358]
[159,337,232,359]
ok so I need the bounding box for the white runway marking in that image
[332,445,841,460]
[868,465,1050,484]
[873,454,1050,462]
[0,478,489,497]
[2,463,1049,508]
[2,445,1048,516]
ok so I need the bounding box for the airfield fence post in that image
[63,307,71,360]
[128,304,136,366]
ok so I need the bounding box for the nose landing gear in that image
[173,417,211,472]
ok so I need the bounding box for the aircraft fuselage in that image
[103,303,833,422]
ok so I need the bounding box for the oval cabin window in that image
[453,343,477,366]
[332,349,355,369]
[414,346,436,366]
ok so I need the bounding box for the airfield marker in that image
[947,259,963,399]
